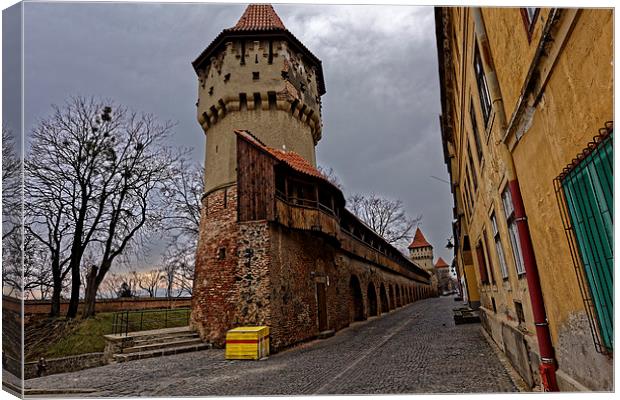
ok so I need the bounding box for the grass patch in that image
[28,308,190,361]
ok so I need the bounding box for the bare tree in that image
[347,193,421,249]
[317,165,343,190]
[159,159,203,298]
[2,127,20,237]
[134,269,164,298]
[2,228,53,300]
[80,111,176,317]
[26,96,176,318]
[2,127,22,297]
[99,273,124,299]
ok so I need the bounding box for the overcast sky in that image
[5,1,453,268]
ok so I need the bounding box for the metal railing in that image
[111,307,191,336]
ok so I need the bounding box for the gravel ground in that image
[25,296,517,396]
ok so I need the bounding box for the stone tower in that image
[408,228,434,272]
[408,228,438,296]
[192,3,325,193]
[191,4,326,344]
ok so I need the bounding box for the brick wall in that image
[191,185,433,352]
[191,185,241,345]
[3,295,191,316]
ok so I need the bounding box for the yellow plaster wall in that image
[510,8,613,343]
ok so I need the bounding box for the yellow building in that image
[435,7,613,391]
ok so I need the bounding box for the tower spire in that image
[229,4,286,31]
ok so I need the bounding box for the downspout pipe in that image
[472,8,559,392]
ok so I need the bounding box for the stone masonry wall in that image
[233,221,273,328]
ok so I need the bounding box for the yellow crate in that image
[225,326,270,360]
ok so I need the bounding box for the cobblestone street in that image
[25,296,517,396]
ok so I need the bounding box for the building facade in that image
[191,4,433,352]
[435,7,613,391]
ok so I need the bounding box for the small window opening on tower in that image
[239,93,248,111]
[268,40,274,64]
[224,73,231,82]
[252,71,260,80]
[255,54,259,64]
[218,99,227,116]
[208,86,214,96]
[268,91,277,110]
[210,106,218,122]
[202,112,211,128]
[300,83,306,93]
[215,145,218,153]
[281,70,289,80]
[240,41,246,65]
[253,93,262,109]
[491,297,497,313]
[290,99,299,115]
[217,247,226,260]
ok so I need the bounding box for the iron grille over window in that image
[554,121,613,354]
[474,42,492,125]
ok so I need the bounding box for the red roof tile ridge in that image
[228,4,286,31]
[408,227,432,249]
[435,257,449,268]
[235,130,323,179]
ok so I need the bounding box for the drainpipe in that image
[472,8,559,392]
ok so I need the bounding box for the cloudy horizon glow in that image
[5,2,454,272]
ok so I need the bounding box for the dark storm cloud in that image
[20,2,454,265]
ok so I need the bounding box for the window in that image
[465,166,475,211]
[502,186,526,275]
[483,231,496,285]
[475,242,489,285]
[470,99,485,156]
[252,71,260,80]
[515,301,525,325]
[491,212,509,280]
[555,125,613,353]
[467,143,478,191]
[474,42,492,125]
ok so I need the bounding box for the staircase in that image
[112,326,211,363]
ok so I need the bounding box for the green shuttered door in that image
[561,132,613,351]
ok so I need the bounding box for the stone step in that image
[122,338,203,354]
[110,326,193,342]
[132,332,199,346]
[113,343,212,363]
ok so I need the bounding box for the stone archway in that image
[349,275,365,321]
[389,284,395,309]
[379,283,389,313]
[367,283,378,317]
[395,285,401,307]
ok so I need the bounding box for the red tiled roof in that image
[435,257,449,268]
[236,130,324,179]
[192,3,326,96]
[227,4,286,31]
[408,228,432,249]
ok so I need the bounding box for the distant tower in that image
[408,228,434,272]
[408,228,438,296]
[191,4,326,344]
[192,3,326,193]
